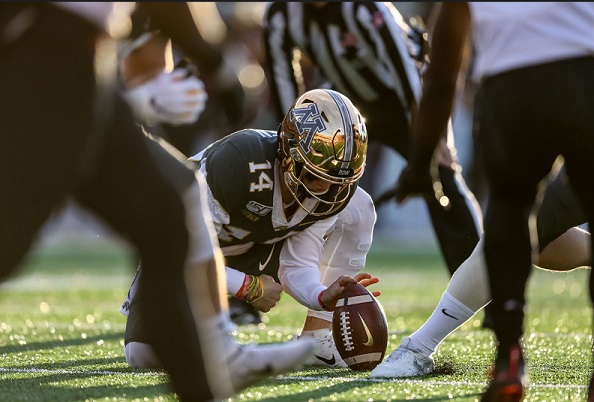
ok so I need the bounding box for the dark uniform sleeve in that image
[202,139,250,215]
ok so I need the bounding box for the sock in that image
[407,291,475,356]
[300,328,331,338]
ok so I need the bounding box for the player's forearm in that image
[278,265,326,311]
[409,2,470,168]
[225,266,246,295]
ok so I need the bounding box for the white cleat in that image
[299,329,347,368]
[370,337,434,378]
[227,337,315,392]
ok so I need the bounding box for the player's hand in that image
[373,164,429,207]
[393,164,434,203]
[320,273,381,310]
[250,274,282,313]
[124,68,208,126]
[354,272,381,298]
[375,163,450,209]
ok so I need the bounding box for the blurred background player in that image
[0,3,314,401]
[392,3,594,400]
[0,3,217,401]
[123,2,257,158]
[122,88,380,369]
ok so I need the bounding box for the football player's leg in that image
[373,170,591,378]
[0,7,95,280]
[176,173,313,395]
[536,164,586,244]
[300,187,376,367]
[537,227,590,271]
[74,95,218,402]
[426,128,483,275]
[372,236,485,378]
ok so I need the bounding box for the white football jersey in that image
[469,2,594,82]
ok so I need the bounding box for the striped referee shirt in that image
[263,2,424,142]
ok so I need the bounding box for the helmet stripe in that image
[325,90,354,168]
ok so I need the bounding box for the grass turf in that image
[0,241,591,401]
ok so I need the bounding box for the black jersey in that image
[191,129,356,276]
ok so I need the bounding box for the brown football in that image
[332,283,388,371]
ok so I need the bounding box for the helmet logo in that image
[290,103,326,154]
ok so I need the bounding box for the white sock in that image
[300,327,331,338]
[407,291,475,356]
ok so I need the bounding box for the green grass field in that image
[0,241,591,401]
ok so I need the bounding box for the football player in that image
[386,3,594,400]
[122,88,380,369]
[371,165,590,378]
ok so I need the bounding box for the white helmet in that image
[278,89,368,216]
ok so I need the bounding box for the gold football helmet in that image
[278,89,368,216]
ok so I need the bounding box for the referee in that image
[263,2,482,275]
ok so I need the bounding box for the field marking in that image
[0,367,162,377]
[0,367,586,391]
[278,375,588,390]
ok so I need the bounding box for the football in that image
[332,283,388,370]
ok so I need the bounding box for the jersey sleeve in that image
[277,216,338,310]
[202,141,248,215]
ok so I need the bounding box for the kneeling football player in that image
[122,89,381,370]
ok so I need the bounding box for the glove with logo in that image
[124,68,208,126]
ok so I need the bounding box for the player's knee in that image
[124,341,162,369]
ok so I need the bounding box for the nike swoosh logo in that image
[258,243,276,271]
[314,354,336,365]
[442,308,459,320]
[359,313,374,347]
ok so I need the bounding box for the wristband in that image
[318,290,333,312]
[235,275,251,299]
[249,278,264,303]
[235,275,263,302]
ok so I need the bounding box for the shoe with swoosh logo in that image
[370,337,434,378]
[299,329,347,368]
[227,337,316,392]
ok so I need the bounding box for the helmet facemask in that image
[279,89,368,216]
